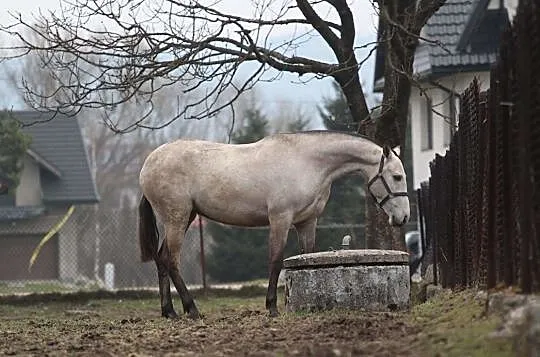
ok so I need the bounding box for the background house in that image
[0,111,99,281]
[373,0,516,189]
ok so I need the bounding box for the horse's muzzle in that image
[391,214,409,227]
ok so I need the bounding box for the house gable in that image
[0,111,99,220]
[14,111,99,205]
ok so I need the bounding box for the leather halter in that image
[367,151,408,209]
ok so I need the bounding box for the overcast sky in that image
[0,0,380,122]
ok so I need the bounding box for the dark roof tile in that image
[422,0,509,74]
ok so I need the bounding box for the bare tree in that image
[0,0,374,133]
[1,0,446,248]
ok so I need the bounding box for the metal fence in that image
[418,0,540,293]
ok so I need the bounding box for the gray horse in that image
[138,131,410,318]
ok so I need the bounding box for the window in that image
[420,96,433,151]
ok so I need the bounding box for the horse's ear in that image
[392,146,401,157]
[383,145,390,158]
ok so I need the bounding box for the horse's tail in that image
[139,194,159,262]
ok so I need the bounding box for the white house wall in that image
[15,156,42,206]
[410,71,491,189]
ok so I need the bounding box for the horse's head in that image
[367,146,410,227]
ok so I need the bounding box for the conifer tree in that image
[0,111,31,193]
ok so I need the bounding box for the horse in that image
[138,130,410,319]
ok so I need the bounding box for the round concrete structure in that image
[283,249,410,313]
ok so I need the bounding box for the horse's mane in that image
[275,130,383,147]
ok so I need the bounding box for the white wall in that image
[15,156,42,206]
[409,71,491,189]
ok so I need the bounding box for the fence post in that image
[514,3,534,293]
[486,68,497,290]
[198,215,207,294]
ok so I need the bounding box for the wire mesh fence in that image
[0,205,210,293]
[418,0,540,293]
[1,202,415,294]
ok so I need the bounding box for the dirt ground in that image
[0,287,511,357]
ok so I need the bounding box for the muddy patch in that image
[0,288,514,356]
[0,294,418,357]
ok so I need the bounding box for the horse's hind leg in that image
[164,216,201,319]
[156,244,177,318]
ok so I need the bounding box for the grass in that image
[410,289,512,357]
[0,280,83,294]
[0,278,271,296]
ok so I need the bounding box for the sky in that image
[0,0,380,127]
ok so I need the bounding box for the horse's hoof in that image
[162,310,179,319]
[187,308,202,320]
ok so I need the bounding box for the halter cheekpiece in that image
[367,150,408,209]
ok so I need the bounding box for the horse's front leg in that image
[266,212,292,317]
[294,217,317,254]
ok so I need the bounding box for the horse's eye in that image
[393,175,403,182]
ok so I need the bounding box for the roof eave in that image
[43,196,100,205]
[27,149,63,178]
[373,67,432,93]
[430,62,494,76]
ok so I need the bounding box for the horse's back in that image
[139,136,321,226]
[140,139,232,189]
[139,139,271,224]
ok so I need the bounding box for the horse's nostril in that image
[402,215,409,225]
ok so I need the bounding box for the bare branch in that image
[296,0,342,58]
[3,0,370,132]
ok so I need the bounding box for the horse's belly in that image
[200,207,270,227]
[194,196,270,227]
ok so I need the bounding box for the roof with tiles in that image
[9,111,99,205]
[374,0,510,90]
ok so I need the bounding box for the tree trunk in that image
[361,0,420,252]
[334,63,371,127]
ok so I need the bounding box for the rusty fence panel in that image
[418,0,540,293]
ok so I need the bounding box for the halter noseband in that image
[367,151,408,209]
